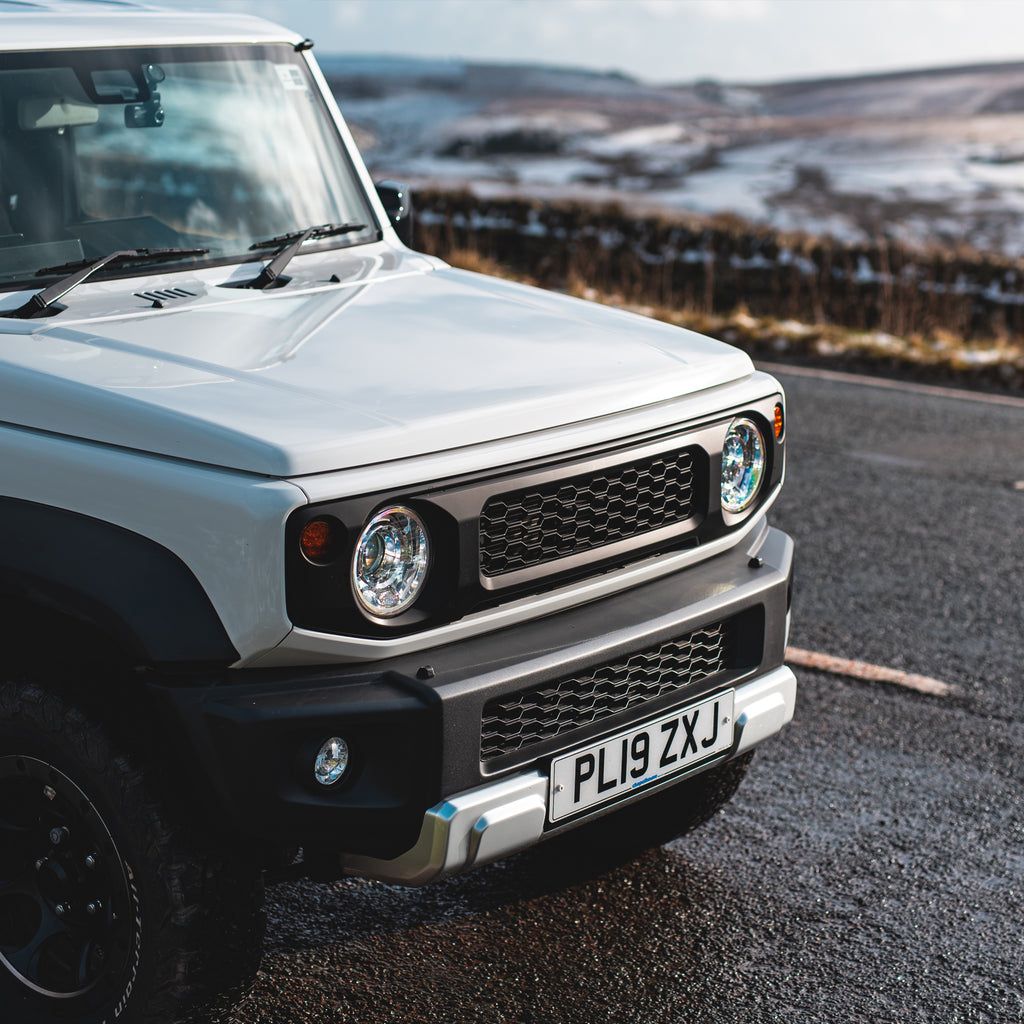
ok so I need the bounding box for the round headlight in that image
[352,506,429,617]
[721,417,766,514]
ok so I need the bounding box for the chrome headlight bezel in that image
[721,416,766,515]
[351,505,430,619]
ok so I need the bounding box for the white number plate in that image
[548,690,735,822]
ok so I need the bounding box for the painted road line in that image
[758,361,1024,411]
[785,647,955,697]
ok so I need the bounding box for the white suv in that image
[0,4,795,1022]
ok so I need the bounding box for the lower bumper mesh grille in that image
[481,621,731,762]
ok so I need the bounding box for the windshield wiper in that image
[2,247,210,320]
[240,222,367,290]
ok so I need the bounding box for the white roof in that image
[0,1,303,50]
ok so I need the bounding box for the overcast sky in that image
[159,0,1024,85]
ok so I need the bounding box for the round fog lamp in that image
[352,506,429,617]
[314,737,350,786]
[721,417,766,513]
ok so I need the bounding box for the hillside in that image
[323,56,1024,257]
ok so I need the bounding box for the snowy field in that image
[323,56,1024,258]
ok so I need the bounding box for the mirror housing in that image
[375,181,414,248]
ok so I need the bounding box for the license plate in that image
[548,691,735,822]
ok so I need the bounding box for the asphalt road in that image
[230,367,1024,1024]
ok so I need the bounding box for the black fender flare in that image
[0,497,238,665]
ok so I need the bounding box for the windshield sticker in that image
[275,65,308,91]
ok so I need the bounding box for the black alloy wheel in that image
[0,682,265,1024]
[0,754,139,1003]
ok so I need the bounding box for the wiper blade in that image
[241,222,367,290]
[2,247,209,320]
[248,222,368,251]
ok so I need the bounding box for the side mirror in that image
[374,181,414,248]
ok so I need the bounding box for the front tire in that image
[0,683,264,1023]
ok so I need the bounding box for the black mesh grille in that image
[481,621,731,761]
[479,448,697,577]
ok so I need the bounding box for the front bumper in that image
[343,663,795,885]
[151,521,794,871]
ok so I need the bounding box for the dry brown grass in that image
[443,247,534,284]
[414,189,1024,349]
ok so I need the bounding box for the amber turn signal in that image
[300,518,337,563]
[773,403,785,440]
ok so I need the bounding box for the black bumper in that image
[149,525,793,861]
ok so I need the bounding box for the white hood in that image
[0,253,753,477]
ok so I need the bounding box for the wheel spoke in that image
[0,894,36,954]
[0,819,36,877]
[0,870,36,901]
[0,819,33,838]
[2,908,73,983]
[0,874,23,896]
[75,936,98,991]
[36,931,87,995]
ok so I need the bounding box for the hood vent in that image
[135,287,198,308]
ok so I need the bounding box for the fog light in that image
[314,737,349,786]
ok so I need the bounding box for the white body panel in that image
[0,422,303,659]
[0,6,303,50]
[0,249,753,477]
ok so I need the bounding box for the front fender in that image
[0,496,238,666]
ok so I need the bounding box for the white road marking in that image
[786,646,955,697]
[758,361,1024,411]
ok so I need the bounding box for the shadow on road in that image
[243,843,753,1023]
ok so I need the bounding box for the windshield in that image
[0,44,377,287]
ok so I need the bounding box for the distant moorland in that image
[325,57,1024,389]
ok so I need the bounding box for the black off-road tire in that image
[0,682,265,1024]
[542,752,754,872]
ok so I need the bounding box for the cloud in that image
[154,0,1024,86]
[560,0,769,18]
[655,0,770,20]
[325,3,365,30]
